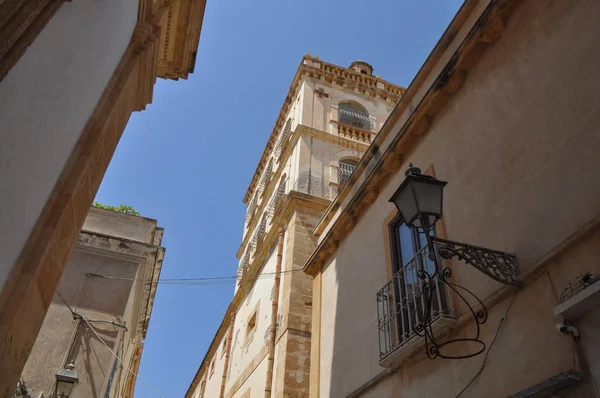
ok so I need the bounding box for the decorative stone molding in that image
[332,120,375,144]
[156,0,206,80]
[76,230,165,338]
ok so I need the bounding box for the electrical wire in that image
[81,316,165,398]
[56,289,127,329]
[454,291,518,398]
[56,289,76,316]
[86,268,301,285]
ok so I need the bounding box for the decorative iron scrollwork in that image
[432,237,521,285]
[411,266,489,359]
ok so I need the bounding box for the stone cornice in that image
[76,230,165,339]
[304,0,521,276]
[237,124,369,259]
[156,0,207,80]
[242,55,406,204]
[184,192,329,398]
[154,0,207,80]
[0,0,205,84]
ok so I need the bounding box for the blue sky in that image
[95,0,463,396]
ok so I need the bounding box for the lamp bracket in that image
[431,237,521,286]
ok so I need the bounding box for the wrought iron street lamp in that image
[389,164,447,231]
[55,362,78,398]
[388,164,521,359]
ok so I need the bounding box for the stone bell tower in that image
[185,56,405,398]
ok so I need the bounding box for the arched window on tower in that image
[338,101,372,131]
[338,158,359,186]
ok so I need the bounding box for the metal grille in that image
[249,233,258,259]
[238,249,251,281]
[275,120,293,158]
[259,162,273,197]
[376,244,454,361]
[338,162,356,186]
[268,179,286,219]
[246,195,257,222]
[339,105,373,131]
[257,215,267,242]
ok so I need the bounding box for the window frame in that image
[244,300,261,346]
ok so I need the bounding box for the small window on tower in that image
[247,312,257,336]
[245,305,259,345]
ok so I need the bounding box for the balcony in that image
[338,162,356,186]
[338,106,373,131]
[376,244,455,367]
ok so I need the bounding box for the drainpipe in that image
[219,313,235,398]
[265,228,285,398]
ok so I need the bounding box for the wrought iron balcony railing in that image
[338,162,356,186]
[338,107,373,131]
[376,244,455,361]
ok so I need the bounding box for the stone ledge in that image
[553,279,600,319]
[378,315,456,369]
[508,371,583,398]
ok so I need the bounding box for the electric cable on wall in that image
[81,316,165,398]
[454,291,519,398]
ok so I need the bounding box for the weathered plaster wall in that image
[226,245,280,396]
[319,0,600,397]
[21,249,138,397]
[578,305,600,392]
[21,209,163,397]
[203,331,227,398]
[83,208,159,244]
[0,0,138,293]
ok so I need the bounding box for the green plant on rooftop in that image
[92,201,140,216]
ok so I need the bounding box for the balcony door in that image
[388,214,445,345]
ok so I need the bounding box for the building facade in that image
[0,0,205,393]
[185,56,405,398]
[19,207,165,398]
[304,0,600,397]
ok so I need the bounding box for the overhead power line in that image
[86,269,302,286]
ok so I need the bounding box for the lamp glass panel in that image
[56,380,74,397]
[395,184,418,226]
[412,180,444,217]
